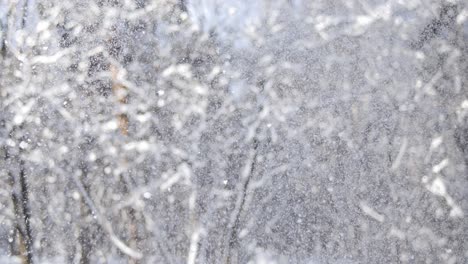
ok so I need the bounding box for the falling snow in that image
[1,0,468,263]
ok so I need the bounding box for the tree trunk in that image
[18,159,34,264]
[111,64,140,264]
[78,166,92,264]
[4,145,33,264]
[225,137,259,264]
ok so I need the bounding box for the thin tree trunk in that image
[111,64,129,136]
[225,137,259,264]
[78,166,92,264]
[18,158,34,264]
[111,64,140,264]
[14,1,34,259]
[4,144,33,264]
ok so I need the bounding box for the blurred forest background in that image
[1,0,467,263]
